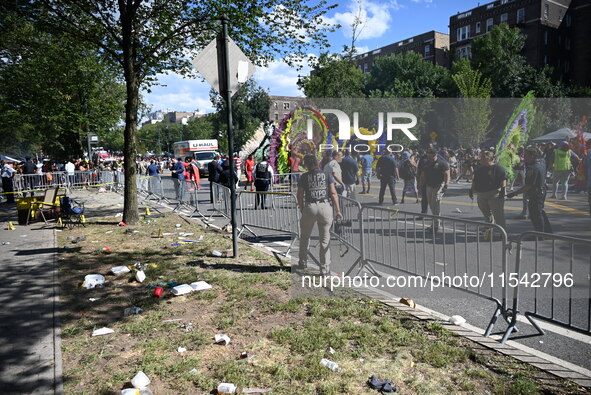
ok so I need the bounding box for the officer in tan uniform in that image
[296,154,341,275]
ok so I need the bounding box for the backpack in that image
[399,160,416,180]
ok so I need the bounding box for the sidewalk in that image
[0,203,63,394]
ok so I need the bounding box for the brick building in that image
[353,30,450,73]
[449,0,591,86]
[268,95,308,122]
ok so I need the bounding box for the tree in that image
[24,0,336,224]
[299,53,365,98]
[0,12,125,159]
[366,52,453,98]
[210,79,271,153]
[471,24,563,97]
[451,58,492,146]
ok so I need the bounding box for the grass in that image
[56,210,590,394]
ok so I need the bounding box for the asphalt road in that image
[179,177,591,374]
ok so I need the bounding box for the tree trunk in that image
[121,3,139,225]
[122,79,139,225]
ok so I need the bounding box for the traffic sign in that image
[192,34,255,97]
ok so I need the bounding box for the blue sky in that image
[143,0,479,115]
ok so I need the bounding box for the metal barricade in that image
[351,206,511,339]
[331,195,362,254]
[271,172,302,193]
[210,182,232,223]
[13,171,105,193]
[501,232,591,343]
[99,171,115,191]
[160,177,183,204]
[237,190,299,255]
[144,176,164,202]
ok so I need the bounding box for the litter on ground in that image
[92,327,115,336]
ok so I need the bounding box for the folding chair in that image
[59,196,86,228]
[27,187,59,225]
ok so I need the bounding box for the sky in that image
[142,0,480,116]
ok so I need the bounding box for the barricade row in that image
[62,170,584,343]
[11,171,125,193]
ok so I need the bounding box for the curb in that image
[52,228,65,395]
[357,287,591,389]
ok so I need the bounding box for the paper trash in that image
[190,281,212,291]
[214,334,231,345]
[111,266,131,275]
[92,327,115,336]
[171,284,193,296]
[83,274,105,289]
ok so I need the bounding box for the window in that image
[544,4,549,20]
[283,102,290,110]
[457,25,470,41]
[273,102,278,109]
[274,113,279,121]
[424,44,431,57]
[457,46,471,59]
[544,30,548,45]
[500,13,508,23]
[501,0,509,4]
[486,18,493,32]
[558,35,562,46]
[517,8,525,23]
[476,22,481,33]
[566,14,572,27]
[564,60,570,73]
[363,63,369,72]
[544,55,547,65]
[565,37,571,50]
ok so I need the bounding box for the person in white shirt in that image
[323,151,345,195]
[1,161,16,204]
[65,160,75,187]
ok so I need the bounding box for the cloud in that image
[254,57,313,97]
[323,0,397,41]
[142,57,312,116]
[142,73,215,114]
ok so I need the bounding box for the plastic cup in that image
[153,287,164,298]
[131,371,150,389]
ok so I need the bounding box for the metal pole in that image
[221,15,238,258]
[87,134,92,162]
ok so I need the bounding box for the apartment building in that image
[449,0,591,85]
[353,30,450,73]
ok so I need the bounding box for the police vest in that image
[255,163,271,180]
[304,170,329,203]
[554,150,571,171]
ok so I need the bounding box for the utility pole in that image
[220,15,238,258]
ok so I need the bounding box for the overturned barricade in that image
[237,190,299,255]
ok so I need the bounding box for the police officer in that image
[507,147,553,233]
[469,150,507,230]
[252,156,274,209]
[375,151,399,205]
[296,154,341,275]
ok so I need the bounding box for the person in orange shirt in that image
[244,154,255,191]
[184,156,201,191]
